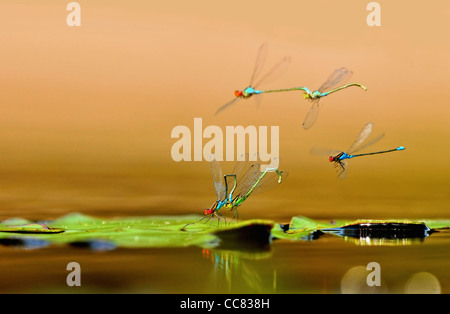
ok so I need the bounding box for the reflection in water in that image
[342,236,426,246]
[201,248,276,293]
[322,222,430,246]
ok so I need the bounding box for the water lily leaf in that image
[417,220,450,230]
[0,223,65,234]
[288,216,336,232]
[270,216,336,240]
[271,216,450,241]
[1,213,449,249]
[0,213,274,250]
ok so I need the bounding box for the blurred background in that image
[0,0,448,222]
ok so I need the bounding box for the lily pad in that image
[0,223,65,234]
[0,213,274,250]
[0,213,449,250]
[271,216,450,241]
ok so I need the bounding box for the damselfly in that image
[182,154,287,229]
[310,122,405,179]
[215,44,303,115]
[301,67,367,130]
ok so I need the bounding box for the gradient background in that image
[0,0,448,223]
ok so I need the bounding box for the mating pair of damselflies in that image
[182,154,288,229]
[215,44,367,130]
[311,122,405,179]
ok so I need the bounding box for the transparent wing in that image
[253,56,291,88]
[220,153,252,194]
[302,99,320,130]
[249,43,268,86]
[259,155,280,172]
[230,153,250,183]
[210,158,226,200]
[233,164,261,197]
[309,147,341,156]
[318,67,353,93]
[250,170,287,196]
[215,97,241,115]
[350,133,385,154]
[346,122,373,154]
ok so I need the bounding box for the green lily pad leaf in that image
[289,216,335,232]
[0,223,65,234]
[417,220,450,230]
[0,213,275,250]
[270,216,336,240]
[42,213,221,248]
[1,213,449,249]
[271,216,448,241]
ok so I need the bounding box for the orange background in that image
[0,1,448,221]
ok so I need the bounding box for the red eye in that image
[329,156,334,162]
[234,90,243,97]
[204,208,213,215]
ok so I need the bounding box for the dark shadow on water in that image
[0,237,50,249]
[69,239,117,251]
[214,223,273,252]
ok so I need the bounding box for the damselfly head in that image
[329,156,335,162]
[234,90,243,97]
[204,208,214,215]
